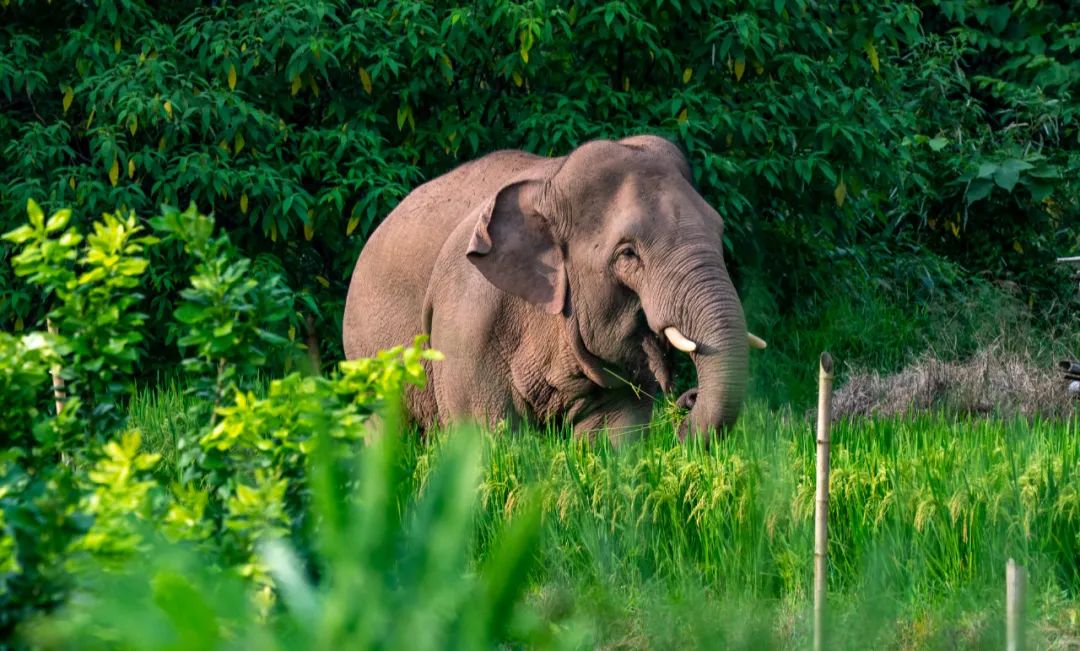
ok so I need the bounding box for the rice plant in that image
[116,395,1080,649]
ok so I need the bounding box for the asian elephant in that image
[342,135,765,444]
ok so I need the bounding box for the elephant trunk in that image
[645,249,749,441]
[683,282,749,441]
[684,341,748,440]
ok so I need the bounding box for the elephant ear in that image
[465,179,566,315]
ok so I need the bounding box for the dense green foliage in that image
[2,0,1077,376]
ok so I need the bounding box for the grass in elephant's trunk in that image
[643,258,751,443]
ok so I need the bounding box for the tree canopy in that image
[2,0,1077,368]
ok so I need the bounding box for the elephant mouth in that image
[637,329,675,396]
[571,315,671,398]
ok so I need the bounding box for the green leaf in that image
[1028,182,1053,202]
[260,540,318,627]
[77,267,107,285]
[975,162,998,179]
[1026,165,1060,179]
[46,209,72,232]
[2,225,36,244]
[928,137,948,152]
[966,178,994,204]
[174,304,206,324]
[465,489,543,644]
[999,159,1034,174]
[865,42,879,73]
[993,166,1020,192]
[27,199,44,228]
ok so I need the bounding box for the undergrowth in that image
[5,200,1078,650]
[127,394,1080,649]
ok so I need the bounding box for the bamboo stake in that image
[304,313,322,375]
[813,352,834,651]
[46,317,73,467]
[46,318,65,415]
[1055,256,1080,264]
[1006,558,1026,651]
[1059,361,1080,375]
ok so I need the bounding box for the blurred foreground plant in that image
[27,417,552,651]
[3,202,560,651]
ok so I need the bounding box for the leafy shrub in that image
[0,328,72,637]
[3,202,544,648]
[4,200,155,433]
[150,203,298,411]
[0,329,61,445]
[0,200,164,639]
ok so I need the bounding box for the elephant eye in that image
[612,245,642,277]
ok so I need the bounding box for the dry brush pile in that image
[832,348,1077,421]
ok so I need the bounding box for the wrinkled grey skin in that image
[343,135,748,444]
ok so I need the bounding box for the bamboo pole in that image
[46,317,72,467]
[1059,361,1080,375]
[1006,558,1026,651]
[813,352,834,651]
[46,318,65,415]
[1055,256,1080,264]
[304,313,322,375]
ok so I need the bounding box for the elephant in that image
[342,135,765,444]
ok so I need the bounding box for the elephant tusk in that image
[748,333,767,350]
[664,327,697,353]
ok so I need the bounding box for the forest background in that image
[2,0,1077,400]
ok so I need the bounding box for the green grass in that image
[127,379,204,481]
[129,390,1080,649]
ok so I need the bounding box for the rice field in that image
[131,386,1080,649]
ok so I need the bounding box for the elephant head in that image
[465,135,760,441]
